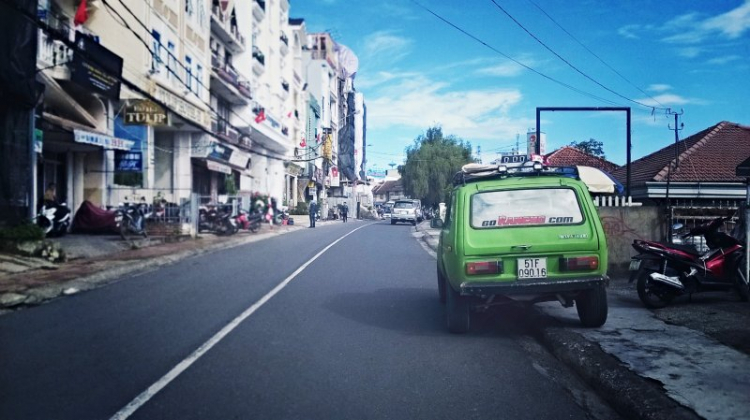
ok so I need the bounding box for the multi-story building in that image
[28,0,361,222]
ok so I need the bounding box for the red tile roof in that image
[545,146,619,173]
[613,121,750,185]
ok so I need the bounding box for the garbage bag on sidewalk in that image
[72,201,118,234]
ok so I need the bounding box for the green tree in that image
[398,126,474,208]
[569,138,606,158]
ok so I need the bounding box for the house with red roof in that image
[545,146,619,173]
[612,121,750,203]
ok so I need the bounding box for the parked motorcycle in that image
[199,203,237,235]
[234,208,263,233]
[115,199,150,240]
[34,203,71,237]
[629,217,749,308]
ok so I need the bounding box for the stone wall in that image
[598,206,664,275]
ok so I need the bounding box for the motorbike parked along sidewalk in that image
[629,216,750,308]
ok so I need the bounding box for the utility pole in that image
[665,109,684,242]
[477,145,482,164]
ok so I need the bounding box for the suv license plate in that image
[517,258,547,279]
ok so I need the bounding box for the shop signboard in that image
[208,143,233,162]
[34,128,43,153]
[329,166,340,187]
[74,129,134,151]
[207,160,232,174]
[115,151,143,172]
[124,100,168,126]
[228,149,250,169]
[152,83,211,129]
[71,32,123,100]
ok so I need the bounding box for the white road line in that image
[110,223,374,420]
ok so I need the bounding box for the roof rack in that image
[452,162,579,186]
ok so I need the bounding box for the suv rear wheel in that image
[446,283,470,333]
[575,286,608,327]
[437,267,446,304]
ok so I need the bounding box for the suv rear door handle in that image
[512,245,532,250]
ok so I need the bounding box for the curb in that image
[532,323,701,420]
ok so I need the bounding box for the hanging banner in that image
[124,100,168,126]
[208,143,233,162]
[74,129,134,151]
[329,166,340,187]
[71,32,123,100]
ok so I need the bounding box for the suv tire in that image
[446,283,470,333]
[437,267,446,304]
[575,286,608,327]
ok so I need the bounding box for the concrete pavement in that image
[416,219,750,420]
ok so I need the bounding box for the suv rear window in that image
[394,201,415,209]
[471,188,583,229]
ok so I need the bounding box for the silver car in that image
[391,200,417,225]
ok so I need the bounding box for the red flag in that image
[287,111,292,118]
[74,0,88,26]
[254,109,266,124]
[300,138,306,147]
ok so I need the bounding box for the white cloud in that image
[362,31,413,65]
[366,74,530,141]
[637,93,693,107]
[647,84,672,92]
[707,54,742,65]
[662,1,750,44]
[356,71,421,90]
[476,62,525,78]
[677,47,702,58]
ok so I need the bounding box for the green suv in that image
[436,162,609,333]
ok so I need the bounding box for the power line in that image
[488,0,665,111]
[525,0,667,109]
[408,0,621,107]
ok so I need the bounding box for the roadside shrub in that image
[0,223,45,242]
[291,202,309,215]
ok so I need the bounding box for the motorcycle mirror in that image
[672,223,684,231]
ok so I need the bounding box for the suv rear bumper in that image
[460,276,608,296]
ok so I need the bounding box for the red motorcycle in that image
[629,217,749,308]
[234,208,263,233]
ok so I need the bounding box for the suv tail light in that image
[559,256,599,271]
[466,261,503,275]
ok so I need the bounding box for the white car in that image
[391,200,417,225]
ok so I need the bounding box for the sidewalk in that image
[416,220,750,420]
[0,216,335,311]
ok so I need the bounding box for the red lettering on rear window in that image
[497,215,546,226]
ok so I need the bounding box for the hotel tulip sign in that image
[124,100,168,126]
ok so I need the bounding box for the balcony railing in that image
[212,54,252,101]
[252,46,265,65]
[211,5,246,52]
[237,81,252,100]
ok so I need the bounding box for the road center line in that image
[110,223,373,420]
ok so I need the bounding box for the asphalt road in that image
[2,220,597,420]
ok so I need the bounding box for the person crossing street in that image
[341,202,348,223]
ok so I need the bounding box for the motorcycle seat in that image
[658,242,700,256]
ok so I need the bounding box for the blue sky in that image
[291,0,750,171]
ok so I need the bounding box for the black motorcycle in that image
[199,203,237,235]
[115,200,149,240]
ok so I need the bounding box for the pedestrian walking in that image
[342,202,348,223]
[309,199,317,228]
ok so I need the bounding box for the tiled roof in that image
[372,180,403,195]
[612,121,750,185]
[545,146,619,173]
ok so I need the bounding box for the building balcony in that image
[280,0,289,12]
[279,32,289,56]
[37,29,72,80]
[213,121,241,145]
[210,5,246,53]
[210,57,250,105]
[252,46,265,76]
[252,0,266,22]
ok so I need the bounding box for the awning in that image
[37,71,99,128]
[577,166,624,194]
